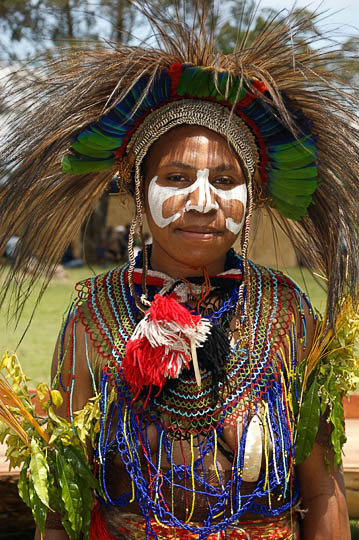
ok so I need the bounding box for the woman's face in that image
[143,125,247,277]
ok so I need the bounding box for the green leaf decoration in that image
[296,297,359,469]
[81,481,93,540]
[18,459,31,507]
[29,438,50,508]
[63,445,98,489]
[330,398,347,470]
[56,451,82,536]
[50,390,63,409]
[0,421,10,443]
[295,380,321,463]
[29,477,48,533]
[0,353,97,539]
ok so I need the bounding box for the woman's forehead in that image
[145,125,241,171]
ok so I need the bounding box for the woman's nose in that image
[185,180,219,213]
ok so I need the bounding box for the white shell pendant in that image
[242,415,263,482]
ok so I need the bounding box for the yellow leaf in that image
[50,390,63,409]
[36,383,48,402]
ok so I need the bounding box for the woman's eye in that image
[212,177,234,186]
[166,175,188,183]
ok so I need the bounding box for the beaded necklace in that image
[62,250,311,539]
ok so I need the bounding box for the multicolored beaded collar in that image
[56,250,313,537]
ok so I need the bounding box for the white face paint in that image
[148,168,247,234]
[184,169,219,214]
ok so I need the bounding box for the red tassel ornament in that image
[90,503,118,540]
[123,293,211,393]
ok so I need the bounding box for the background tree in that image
[0,0,139,60]
[0,0,137,263]
[216,1,324,53]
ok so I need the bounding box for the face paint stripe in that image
[226,217,243,235]
[185,169,220,213]
[148,176,182,228]
[148,172,247,233]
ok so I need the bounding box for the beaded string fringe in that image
[56,252,312,539]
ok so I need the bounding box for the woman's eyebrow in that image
[211,164,238,173]
[160,161,193,170]
[159,162,237,172]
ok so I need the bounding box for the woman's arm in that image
[34,528,69,540]
[295,298,350,539]
[296,442,350,540]
[34,318,95,540]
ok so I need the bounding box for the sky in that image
[1,1,359,61]
[259,1,359,33]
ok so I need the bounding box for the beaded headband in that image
[127,99,259,197]
[62,63,319,220]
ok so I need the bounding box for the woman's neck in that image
[149,242,228,279]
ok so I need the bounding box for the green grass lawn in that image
[0,263,327,385]
[0,264,109,385]
[352,521,359,539]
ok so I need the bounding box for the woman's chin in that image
[149,231,238,276]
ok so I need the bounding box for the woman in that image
[1,3,358,539]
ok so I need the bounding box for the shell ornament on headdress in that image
[0,1,359,326]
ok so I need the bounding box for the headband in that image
[127,99,258,197]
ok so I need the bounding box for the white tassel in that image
[129,312,211,380]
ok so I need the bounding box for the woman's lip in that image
[175,228,223,238]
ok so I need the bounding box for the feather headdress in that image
[0,1,359,325]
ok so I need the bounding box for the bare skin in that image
[297,443,350,539]
[36,126,350,539]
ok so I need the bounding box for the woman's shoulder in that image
[75,263,128,304]
[247,259,317,355]
[248,259,313,312]
[70,263,133,360]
